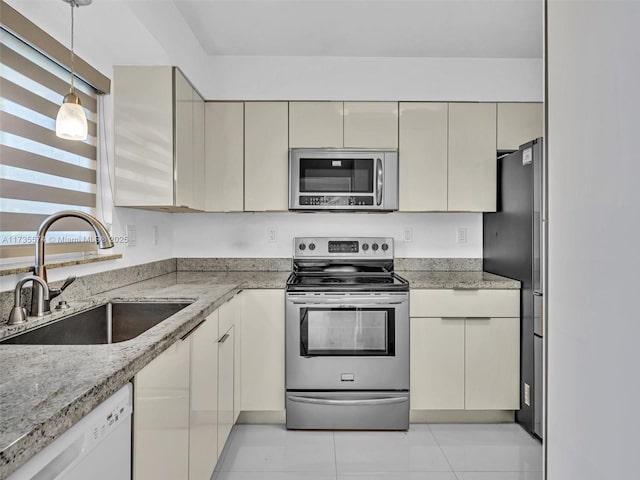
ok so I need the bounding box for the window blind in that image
[0,27,98,257]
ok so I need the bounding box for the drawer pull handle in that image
[218,333,230,343]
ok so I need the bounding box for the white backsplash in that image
[171,212,482,258]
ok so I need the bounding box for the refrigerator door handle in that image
[533,291,543,296]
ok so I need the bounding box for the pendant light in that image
[55,0,92,141]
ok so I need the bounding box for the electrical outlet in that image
[126,225,136,247]
[152,225,159,246]
[456,227,467,244]
[267,227,277,243]
[524,383,531,406]
[403,227,413,242]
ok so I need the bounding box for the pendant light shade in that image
[56,0,91,141]
[56,92,88,140]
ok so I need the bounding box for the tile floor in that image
[212,423,542,480]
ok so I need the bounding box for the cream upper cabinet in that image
[205,102,244,212]
[241,289,285,411]
[410,317,465,410]
[114,66,204,211]
[193,93,206,211]
[175,70,195,209]
[344,102,399,149]
[448,103,497,212]
[134,338,191,480]
[497,103,543,151]
[289,102,344,148]
[189,311,219,480]
[410,289,520,411]
[244,102,289,211]
[398,103,448,211]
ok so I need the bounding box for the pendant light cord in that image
[70,0,75,93]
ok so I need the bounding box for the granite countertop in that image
[0,268,516,479]
[399,270,520,289]
[0,271,288,480]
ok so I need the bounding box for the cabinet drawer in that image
[410,289,519,318]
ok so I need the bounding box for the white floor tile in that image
[429,424,542,472]
[216,425,336,473]
[213,472,337,480]
[337,473,457,480]
[334,425,452,473]
[455,472,543,480]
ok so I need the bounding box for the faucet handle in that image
[49,275,76,299]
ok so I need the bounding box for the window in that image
[0,25,100,258]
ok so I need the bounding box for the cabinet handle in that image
[218,333,230,343]
[180,319,206,340]
[442,317,466,320]
[465,317,491,321]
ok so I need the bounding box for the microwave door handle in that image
[376,158,383,206]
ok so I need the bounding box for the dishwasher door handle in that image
[287,395,408,407]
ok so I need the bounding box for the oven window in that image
[300,308,395,356]
[299,159,374,193]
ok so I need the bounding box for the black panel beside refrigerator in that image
[483,137,544,439]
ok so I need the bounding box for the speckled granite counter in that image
[0,271,288,480]
[0,267,516,479]
[399,270,520,289]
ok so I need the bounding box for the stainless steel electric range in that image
[285,237,410,430]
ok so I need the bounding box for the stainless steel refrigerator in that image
[483,137,545,439]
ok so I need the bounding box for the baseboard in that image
[237,410,286,424]
[410,410,515,423]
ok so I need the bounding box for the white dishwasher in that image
[9,383,132,480]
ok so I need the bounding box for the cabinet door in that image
[244,102,289,211]
[189,311,219,480]
[205,102,244,212]
[344,102,399,149]
[217,325,235,457]
[175,69,195,208]
[219,293,243,423]
[192,91,206,211]
[114,66,174,207]
[289,101,343,148]
[465,317,520,410]
[399,103,448,211]
[410,317,465,410]
[134,338,190,480]
[497,103,543,151]
[448,103,497,212]
[241,289,285,411]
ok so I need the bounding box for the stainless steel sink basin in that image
[0,301,192,345]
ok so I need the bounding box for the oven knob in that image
[299,243,306,250]
[372,243,379,251]
[381,243,389,251]
[362,243,369,251]
[309,243,316,251]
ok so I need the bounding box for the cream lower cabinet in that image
[240,289,285,411]
[189,311,219,480]
[134,337,191,480]
[410,289,520,411]
[217,323,235,457]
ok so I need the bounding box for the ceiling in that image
[173,0,543,58]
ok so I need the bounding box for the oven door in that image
[285,292,409,391]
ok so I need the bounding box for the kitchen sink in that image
[0,301,192,345]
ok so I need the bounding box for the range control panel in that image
[293,237,394,259]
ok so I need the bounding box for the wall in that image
[203,56,543,102]
[546,1,640,478]
[171,212,481,259]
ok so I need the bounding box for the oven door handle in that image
[287,296,407,306]
[287,395,408,407]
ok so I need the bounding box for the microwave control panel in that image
[299,195,374,207]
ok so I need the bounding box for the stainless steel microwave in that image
[289,148,399,211]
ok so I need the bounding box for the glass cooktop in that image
[286,273,409,292]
